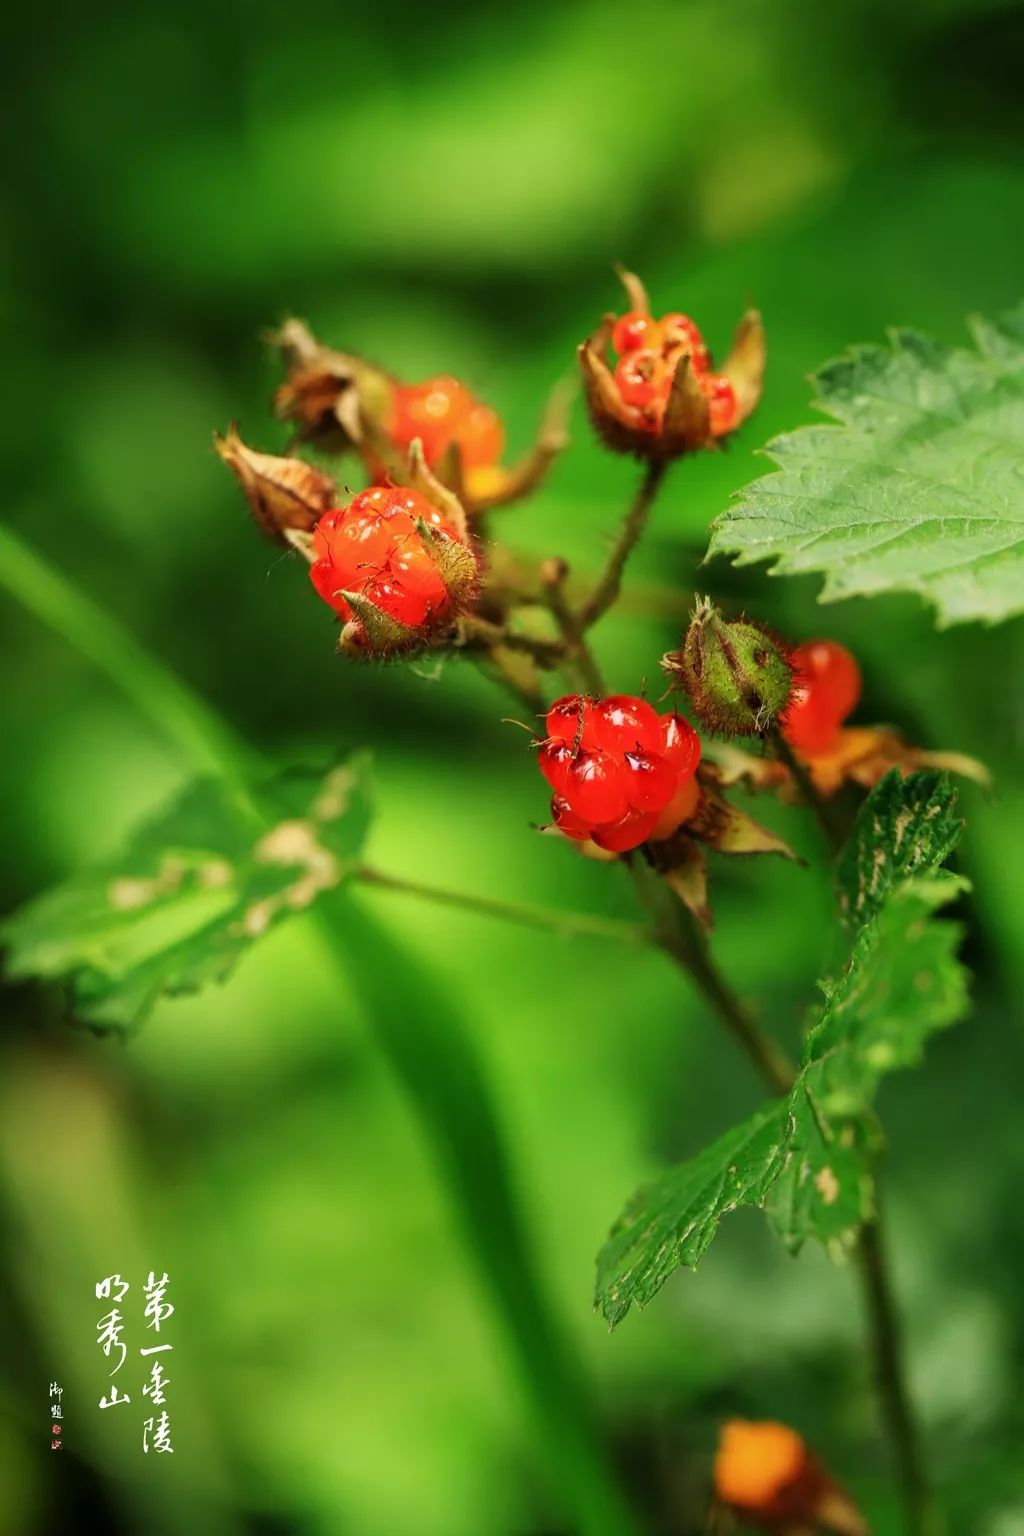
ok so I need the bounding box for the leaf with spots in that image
[596,772,970,1323]
[768,867,969,1254]
[595,1104,787,1327]
[708,305,1024,627]
[0,757,372,1029]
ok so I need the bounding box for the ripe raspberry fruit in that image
[614,349,668,410]
[310,486,466,635]
[782,640,862,758]
[611,310,663,355]
[389,375,505,471]
[700,373,737,436]
[539,693,702,853]
[660,312,711,374]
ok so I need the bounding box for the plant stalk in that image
[858,1216,941,1536]
[356,864,651,947]
[578,459,669,630]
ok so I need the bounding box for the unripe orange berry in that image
[714,1419,806,1513]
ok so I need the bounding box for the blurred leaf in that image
[709,305,1024,626]
[594,1104,786,1327]
[1,757,371,1029]
[598,772,969,1321]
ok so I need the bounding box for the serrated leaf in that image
[1,757,372,1029]
[595,1105,787,1327]
[769,868,969,1254]
[709,305,1024,626]
[597,773,970,1322]
[836,767,963,928]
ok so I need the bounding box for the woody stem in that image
[577,460,669,631]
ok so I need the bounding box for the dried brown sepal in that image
[660,842,711,931]
[402,439,470,539]
[213,426,337,545]
[722,309,767,428]
[269,318,395,454]
[799,726,990,799]
[706,728,990,801]
[688,763,800,861]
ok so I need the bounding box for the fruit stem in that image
[355,864,654,947]
[629,857,795,1095]
[577,459,669,631]
[858,1215,942,1536]
[539,559,606,695]
[475,649,548,715]
[770,727,847,855]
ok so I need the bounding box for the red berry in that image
[537,692,706,855]
[649,774,702,840]
[611,311,663,355]
[792,641,861,720]
[700,373,737,436]
[591,695,663,754]
[545,695,598,749]
[661,312,711,374]
[591,807,660,853]
[310,486,458,629]
[614,349,668,410]
[621,749,677,813]
[659,712,702,778]
[782,641,861,757]
[550,795,592,841]
[563,749,629,825]
[537,739,575,796]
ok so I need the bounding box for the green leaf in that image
[836,766,963,929]
[1,757,372,1029]
[595,1105,787,1327]
[708,305,1024,627]
[597,773,970,1322]
[768,867,969,1255]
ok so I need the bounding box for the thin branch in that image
[539,558,606,696]
[858,1215,942,1536]
[639,866,795,1096]
[770,729,847,855]
[355,864,653,948]
[577,459,669,631]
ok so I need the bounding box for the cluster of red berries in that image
[610,309,737,436]
[388,375,504,471]
[781,640,861,758]
[310,486,459,628]
[538,694,702,852]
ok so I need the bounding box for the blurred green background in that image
[2,0,1024,1532]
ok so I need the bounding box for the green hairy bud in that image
[663,596,792,737]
